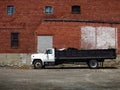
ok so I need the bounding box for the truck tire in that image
[88,60,98,69]
[33,60,43,69]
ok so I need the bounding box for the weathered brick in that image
[0,0,119,53]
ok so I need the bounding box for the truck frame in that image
[31,48,116,69]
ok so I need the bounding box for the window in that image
[46,49,52,54]
[72,5,80,14]
[7,6,14,15]
[45,6,53,14]
[11,33,19,48]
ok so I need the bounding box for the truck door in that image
[46,49,55,62]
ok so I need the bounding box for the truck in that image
[31,48,116,69]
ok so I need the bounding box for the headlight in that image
[31,55,34,58]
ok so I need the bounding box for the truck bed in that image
[55,48,116,60]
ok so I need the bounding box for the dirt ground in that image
[0,66,120,90]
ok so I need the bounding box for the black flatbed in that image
[55,48,116,60]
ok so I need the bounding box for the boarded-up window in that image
[37,36,53,52]
[81,26,117,49]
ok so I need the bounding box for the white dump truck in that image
[31,48,116,69]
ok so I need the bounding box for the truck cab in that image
[31,48,55,69]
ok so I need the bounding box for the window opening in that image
[72,5,80,14]
[11,33,19,48]
[45,6,53,14]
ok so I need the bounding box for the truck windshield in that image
[46,49,52,54]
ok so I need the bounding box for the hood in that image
[31,53,46,59]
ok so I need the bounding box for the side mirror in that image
[45,50,49,54]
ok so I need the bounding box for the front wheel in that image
[33,60,43,69]
[88,60,98,69]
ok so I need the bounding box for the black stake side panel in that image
[55,48,116,60]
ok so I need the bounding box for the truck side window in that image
[46,50,52,54]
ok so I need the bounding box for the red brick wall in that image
[117,26,120,54]
[0,0,120,22]
[37,22,120,53]
[113,24,120,53]
[0,28,36,53]
[0,0,120,53]
[37,22,83,49]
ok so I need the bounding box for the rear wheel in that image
[33,60,43,69]
[88,60,98,69]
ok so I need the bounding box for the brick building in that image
[0,0,120,66]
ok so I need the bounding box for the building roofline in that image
[43,19,120,24]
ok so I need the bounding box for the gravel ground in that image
[0,67,120,90]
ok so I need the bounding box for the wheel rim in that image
[89,60,98,68]
[91,61,97,67]
[35,62,42,68]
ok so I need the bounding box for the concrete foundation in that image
[0,54,31,67]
